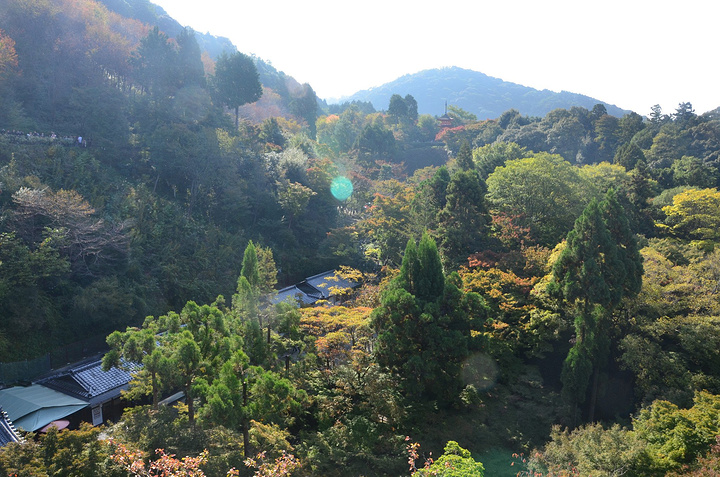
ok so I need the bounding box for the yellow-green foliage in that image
[658,188,720,243]
[414,441,485,477]
[634,391,720,473]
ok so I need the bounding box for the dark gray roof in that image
[0,406,22,446]
[273,285,320,306]
[271,270,359,306]
[38,358,139,406]
[304,271,358,299]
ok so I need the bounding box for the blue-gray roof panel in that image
[0,385,88,432]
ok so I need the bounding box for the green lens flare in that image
[331,176,353,201]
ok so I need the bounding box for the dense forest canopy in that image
[1,0,720,476]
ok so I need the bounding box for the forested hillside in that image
[2,0,720,476]
[97,0,236,58]
[0,0,324,361]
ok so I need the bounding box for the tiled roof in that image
[304,271,357,299]
[272,270,359,306]
[38,358,140,405]
[0,406,22,446]
[273,285,320,306]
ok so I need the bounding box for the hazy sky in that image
[151,0,719,116]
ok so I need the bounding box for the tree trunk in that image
[588,365,600,422]
[242,376,250,458]
[186,383,194,424]
[151,371,158,410]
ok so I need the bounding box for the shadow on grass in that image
[478,447,524,477]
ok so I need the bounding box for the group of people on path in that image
[0,129,88,147]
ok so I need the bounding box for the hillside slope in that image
[98,0,235,58]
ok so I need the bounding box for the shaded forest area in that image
[2,0,720,476]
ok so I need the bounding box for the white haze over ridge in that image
[152,0,720,116]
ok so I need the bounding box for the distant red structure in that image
[438,101,453,128]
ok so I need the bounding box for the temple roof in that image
[37,357,139,406]
[272,270,359,306]
[0,385,88,432]
[0,406,22,446]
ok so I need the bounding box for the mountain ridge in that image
[334,66,629,119]
[101,1,630,120]
[98,0,236,58]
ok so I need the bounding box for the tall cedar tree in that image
[240,240,260,290]
[234,241,260,321]
[435,169,489,267]
[234,241,270,364]
[372,232,487,406]
[456,140,475,171]
[550,189,643,421]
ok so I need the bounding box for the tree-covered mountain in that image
[96,0,319,124]
[337,66,629,119]
[0,0,325,362]
[4,0,720,476]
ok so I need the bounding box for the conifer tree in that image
[436,170,489,267]
[550,190,642,421]
[456,140,475,171]
[625,160,656,236]
[240,240,260,290]
[552,199,620,320]
[552,199,614,421]
[175,27,206,88]
[601,189,643,299]
[414,232,445,302]
[234,241,269,363]
[373,233,487,406]
[234,241,264,322]
[425,166,451,211]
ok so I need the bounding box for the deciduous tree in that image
[213,51,262,128]
[411,440,485,476]
[658,188,720,242]
[10,187,129,277]
[486,152,586,245]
